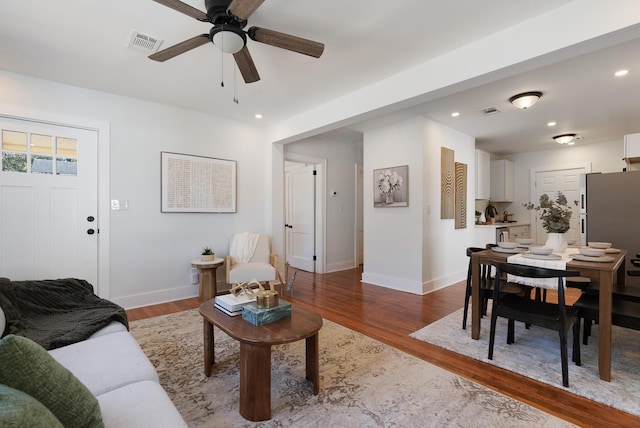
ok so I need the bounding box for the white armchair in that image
[226,233,278,285]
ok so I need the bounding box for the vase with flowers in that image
[523,192,578,252]
[377,169,403,204]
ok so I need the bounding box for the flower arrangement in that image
[377,169,403,195]
[523,192,578,233]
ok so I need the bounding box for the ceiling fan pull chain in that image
[233,66,239,104]
[220,25,225,87]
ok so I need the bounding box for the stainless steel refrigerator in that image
[582,170,640,284]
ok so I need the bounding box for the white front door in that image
[0,117,98,284]
[534,167,585,245]
[286,164,315,272]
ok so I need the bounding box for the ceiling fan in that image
[149,0,325,83]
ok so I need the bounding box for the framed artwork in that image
[161,152,236,213]
[441,147,455,219]
[454,161,467,229]
[373,165,408,207]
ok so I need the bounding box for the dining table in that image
[470,246,627,381]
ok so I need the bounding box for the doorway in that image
[530,163,590,244]
[284,153,326,273]
[0,116,99,284]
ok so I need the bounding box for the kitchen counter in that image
[475,222,530,228]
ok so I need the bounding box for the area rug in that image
[410,306,640,417]
[129,309,574,427]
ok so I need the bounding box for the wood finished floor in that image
[127,267,638,427]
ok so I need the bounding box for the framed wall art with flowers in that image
[373,165,408,207]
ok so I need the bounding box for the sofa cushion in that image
[87,320,128,339]
[0,384,64,428]
[49,331,159,396]
[97,381,187,428]
[0,334,103,428]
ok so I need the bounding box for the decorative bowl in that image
[529,246,553,255]
[497,241,517,249]
[516,238,534,245]
[588,242,612,249]
[580,247,606,257]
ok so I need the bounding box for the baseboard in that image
[361,272,423,295]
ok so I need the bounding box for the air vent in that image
[127,30,163,54]
[482,107,501,116]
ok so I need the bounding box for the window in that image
[1,129,77,175]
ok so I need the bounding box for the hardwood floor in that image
[127,267,638,427]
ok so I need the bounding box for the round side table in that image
[191,258,224,302]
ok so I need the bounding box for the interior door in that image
[534,167,585,245]
[286,164,315,272]
[0,117,98,284]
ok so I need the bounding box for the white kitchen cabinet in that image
[490,159,514,202]
[475,149,490,199]
[624,133,640,162]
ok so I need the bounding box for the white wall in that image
[284,136,363,272]
[422,119,476,293]
[0,70,270,308]
[361,116,474,294]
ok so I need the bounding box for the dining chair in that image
[573,292,640,345]
[487,261,581,387]
[461,247,524,329]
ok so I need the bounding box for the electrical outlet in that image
[190,273,199,284]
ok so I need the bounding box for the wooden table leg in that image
[598,270,613,381]
[471,256,481,340]
[199,267,218,302]
[203,319,214,377]
[239,343,271,421]
[305,333,320,394]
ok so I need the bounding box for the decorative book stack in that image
[214,293,257,316]
[242,301,292,325]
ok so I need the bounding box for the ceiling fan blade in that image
[227,0,265,20]
[233,46,260,83]
[248,27,324,58]
[152,0,209,21]
[149,34,210,62]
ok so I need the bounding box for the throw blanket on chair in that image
[0,277,128,350]
[229,232,261,264]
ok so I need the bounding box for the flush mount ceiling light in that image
[509,91,542,109]
[553,133,577,145]
[210,25,246,54]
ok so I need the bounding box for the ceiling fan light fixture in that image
[509,91,542,109]
[211,26,246,54]
[553,133,577,144]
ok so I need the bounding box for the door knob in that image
[87,216,95,222]
[87,229,95,235]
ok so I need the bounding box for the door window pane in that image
[56,137,77,156]
[2,152,27,172]
[31,134,53,154]
[56,157,77,176]
[2,130,27,151]
[31,155,53,174]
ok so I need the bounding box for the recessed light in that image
[614,69,629,77]
[255,114,263,119]
[451,112,460,117]
[547,121,556,127]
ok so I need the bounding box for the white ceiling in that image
[2,0,639,154]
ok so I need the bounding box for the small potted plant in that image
[475,210,482,224]
[201,247,215,261]
[484,201,498,223]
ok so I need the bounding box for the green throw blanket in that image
[0,277,128,350]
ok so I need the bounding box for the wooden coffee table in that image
[199,300,323,421]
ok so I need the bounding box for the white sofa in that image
[48,320,187,428]
[0,287,186,428]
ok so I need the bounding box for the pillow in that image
[0,335,104,428]
[0,384,64,428]
[0,304,5,337]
